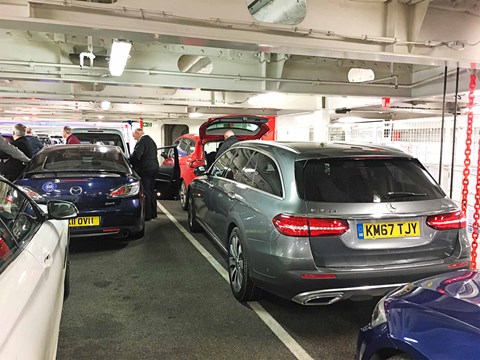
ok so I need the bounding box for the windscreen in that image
[296,158,445,203]
[26,147,130,173]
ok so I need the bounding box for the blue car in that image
[16,144,145,239]
[357,269,480,360]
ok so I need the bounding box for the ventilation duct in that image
[247,0,307,25]
[177,55,213,74]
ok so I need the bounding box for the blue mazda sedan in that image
[357,269,480,360]
[16,144,145,239]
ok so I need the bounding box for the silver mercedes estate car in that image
[187,141,471,305]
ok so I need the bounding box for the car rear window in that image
[205,123,263,136]
[26,147,130,173]
[296,158,445,203]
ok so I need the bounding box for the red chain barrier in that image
[465,71,478,269]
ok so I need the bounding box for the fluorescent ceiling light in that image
[348,68,375,83]
[100,100,111,110]
[189,112,203,118]
[109,39,132,76]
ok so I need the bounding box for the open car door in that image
[156,146,180,199]
[199,115,270,145]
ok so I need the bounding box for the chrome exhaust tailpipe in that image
[293,283,407,306]
[299,293,344,306]
[113,230,130,239]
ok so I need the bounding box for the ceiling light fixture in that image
[347,68,375,83]
[109,39,132,76]
[100,100,111,110]
[189,112,203,118]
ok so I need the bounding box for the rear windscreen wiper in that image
[383,192,427,199]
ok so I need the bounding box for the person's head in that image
[224,130,235,140]
[133,128,144,141]
[26,127,34,135]
[12,123,26,139]
[63,126,72,139]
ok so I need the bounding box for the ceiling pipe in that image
[0,59,409,88]
[0,60,464,90]
[79,35,95,69]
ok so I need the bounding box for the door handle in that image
[208,183,214,188]
[227,192,236,199]
[43,252,53,268]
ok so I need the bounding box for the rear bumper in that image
[69,207,144,238]
[252,258,471,305]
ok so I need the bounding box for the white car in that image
[72,127,130,156]
[0,178,78,359]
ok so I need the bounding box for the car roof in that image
[237,140,411,158]
[71,127,125,134]
[40,144,122,154]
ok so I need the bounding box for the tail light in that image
[426,210,466,230]
[188,159,205,168]
[108,181,140,198]
[0,238,10,259]
[272,214,349,237]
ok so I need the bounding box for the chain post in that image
[467,70,478,269]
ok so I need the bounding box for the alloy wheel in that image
[228,233,244,293]
[179,181,187,209]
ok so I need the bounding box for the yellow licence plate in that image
[69,216,100,227]
[358,221,420,239]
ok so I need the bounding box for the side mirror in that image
[193,165,207,176]
[47,200,78,220]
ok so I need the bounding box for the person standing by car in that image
[215,130,239,159]
[63,126,81,144]
[25,127,44,156]
[0,133,30,164]
[0,124,32,181]
[130,127,159,221]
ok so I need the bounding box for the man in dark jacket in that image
[0,135,30,164]
[26,127,44,156]
[0,124,32,181]
[215,130,239,159]
[130,128,159,221]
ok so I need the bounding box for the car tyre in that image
[188,194,201,233]
[130,225,145,240]
[228,227,261,302]
[179,180,188,211]
[386,355,415,360]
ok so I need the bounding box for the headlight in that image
[108,181,140,198]
[370,296,387,327]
